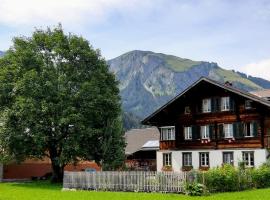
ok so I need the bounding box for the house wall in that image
[156,148,268,172]
[3,161,100,180]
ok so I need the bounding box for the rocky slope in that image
[108,50,270,124]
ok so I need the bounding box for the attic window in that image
[245,100,253,109]
[184,106,191,114]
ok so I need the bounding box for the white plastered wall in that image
[157,149,268,172]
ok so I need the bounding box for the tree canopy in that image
[0,25,125,182]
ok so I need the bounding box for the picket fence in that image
[63,171,189,193]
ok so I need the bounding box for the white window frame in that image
[245,100,252,109]
[202,98,211,113]
[244,122,254,137]
[221,96,230,111]
[201,125,210,139]
[184,126,192,140]
[223,152,234,165]
[200,152,209,167]
[184,106,191,114]
[163,153,172,166]
[160,126,175,141]
[183,152,192,167]
[224,124,234,138]
[242,152,254,167]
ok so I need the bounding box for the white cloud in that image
[0,0,146,27]
[242,59,270,80]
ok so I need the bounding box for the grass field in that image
[0,181,270,200]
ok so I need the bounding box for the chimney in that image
[224,81,233,87]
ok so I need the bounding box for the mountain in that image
[0,51,4,57]
[108,50,270,125]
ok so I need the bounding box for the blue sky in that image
[0,0,270,79]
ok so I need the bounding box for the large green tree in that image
[0,25,125,182]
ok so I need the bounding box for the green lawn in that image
[0,181,270,200]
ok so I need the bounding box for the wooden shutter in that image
[234,122,243,138]
[253,122,258,137]
[209,124,215,140]
[211,98,215,112]
[211,97,220,112]
[218,124,224,139]
[216,98,221,112]
[197,100,202,113]
[229,98,235,111]
[192,125,200,140]
[233,123,239,138]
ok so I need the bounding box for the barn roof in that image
[125,128,159,155]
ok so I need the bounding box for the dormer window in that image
[221,97,230,111]
[184,106,191,114]
[160,126,175,141]
[202,99,211,113]
[245,100,252,109]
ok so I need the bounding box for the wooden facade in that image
[142,77,270,169]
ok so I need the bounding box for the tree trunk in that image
[49,146,64,183]
[51,160,64,183]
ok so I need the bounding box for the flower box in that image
[162,165,173,171]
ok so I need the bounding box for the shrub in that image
[185,182,207,196]
[202,164,239,192]
[252,165,270,188]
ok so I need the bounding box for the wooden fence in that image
[63,171,189,193]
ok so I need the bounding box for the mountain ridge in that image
[108,50,270,128]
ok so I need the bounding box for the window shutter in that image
[192,125,200,140]
[211,97,220,112]
[229,98,235,111]
[253,122,258,137]
[216,98,221,112]
[192,125,196,141]
[163,154,165,166]
[218,124,224,139]
[233,122,243,138]
[233,122,236,137]
[211,98,215,112]
[209,124,215,140]
[197,100,202,113]
[239,122,244,138]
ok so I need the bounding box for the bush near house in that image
[188,163,270,195]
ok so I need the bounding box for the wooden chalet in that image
[142,77,270,172]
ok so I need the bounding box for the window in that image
[221,97,230,111]
[245,100,252,109]
[223,152,234,165]
[184,127,192,140]
[184,106,191,114]
[201,125,210,139]
[161,126,175,141]
[224,124,234,138]
[183,153,192,167]
[163,153,172,166]
[200,152,209,167]
[202,98,211,113]
[242,152,254,167]
[244,122,253,137]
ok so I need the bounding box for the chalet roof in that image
[125,128,160,155]
[251,89,270,99]
[142,77,270,125]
